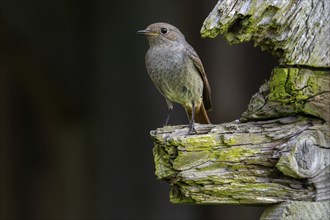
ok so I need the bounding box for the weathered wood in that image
[242,68,330,122]
[152,116,329,204]
[151,0,330,219]
[201,0,330,67]
[260,201,330,220]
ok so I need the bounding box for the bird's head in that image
[137,22,185,46]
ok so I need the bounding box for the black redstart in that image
[137,22,212,134]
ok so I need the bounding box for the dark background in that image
[0,1,277,220]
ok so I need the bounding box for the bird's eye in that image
[160,28,168,34]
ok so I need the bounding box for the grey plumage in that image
[138,22,212,133]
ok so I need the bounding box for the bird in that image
[137,22,212,134]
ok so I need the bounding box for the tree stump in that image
[151,0,330,219]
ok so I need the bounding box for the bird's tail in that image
[186,102,211,124]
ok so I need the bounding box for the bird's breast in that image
[146,45,185,73]
[145,44,203,107]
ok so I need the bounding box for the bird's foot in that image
[188,122,197,135]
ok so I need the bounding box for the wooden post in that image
[151,0,330,219]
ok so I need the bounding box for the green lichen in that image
[306,71,330,93]
[171,182,292,204]
[223,15,256,44]
[211,146,260,162]
[275,145,302,179]
[153,144,177,179]
[268,68,290,101]
[172,150,210,171]
[268,68,329,118]
[196,162,228,171]
[229,164,252,171]
[170,186,196,204]
[222,135,237,145]
[242,67,329,120]
[171,141,261,171]
[165,134,221,151]
[212,182,290,198]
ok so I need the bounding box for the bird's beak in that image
[136,29,159,36]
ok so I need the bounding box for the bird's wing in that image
[185,44,212,111]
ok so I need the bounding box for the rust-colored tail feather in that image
[186,102,211,124]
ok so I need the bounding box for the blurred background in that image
[0,1,277,220]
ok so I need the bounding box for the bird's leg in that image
[164,99,173,126]
[164,107,173,126]
[188,102,197,134]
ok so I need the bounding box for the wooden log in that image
[201,0,330,67]
[260,201,330,220]
[152,115,329,204]
[241,68,330,122]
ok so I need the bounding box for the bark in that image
[201,0,330,67]
[152,116,329,204]
[260,201,330,220]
